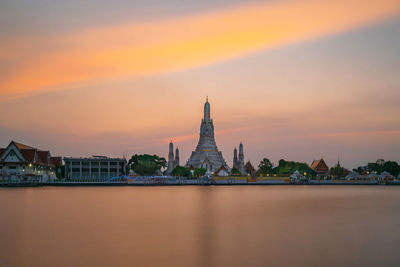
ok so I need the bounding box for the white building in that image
[0,141,61,182]
[64,156,127,180]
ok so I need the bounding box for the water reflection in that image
[1,186,400,267]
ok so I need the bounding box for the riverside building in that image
[0,140,62,181]
[64,156,126,180]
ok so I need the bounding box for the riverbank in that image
[1,180,398,187]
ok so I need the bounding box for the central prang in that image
[185,98,230,174]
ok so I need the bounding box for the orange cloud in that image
[1,0,399,99]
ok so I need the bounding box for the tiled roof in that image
[311,159,329,172]
[37,151,50,165]
[20,149,36,163]
[50,157,62,166]
[245,161,255,172]
[216,165,228,173]
[13,141,34,150]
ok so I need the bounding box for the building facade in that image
[64,156,126,180]
[185,98,230,173]
[0,141,61,181]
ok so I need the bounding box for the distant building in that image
[245,161,256,176]
[233,143,246,175]
[290,170,309,184]
[0,140,61,181]
[376,159,385,166]
[311,158,329,178]
[185,98,230,173]
[166,141,179,174]
[345,171,360,180]
[64,156,126,180]
[215,165,230,177]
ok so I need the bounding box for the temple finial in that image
[206,96,208,102]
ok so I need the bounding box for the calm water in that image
[1,186,400,267]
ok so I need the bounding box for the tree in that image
[171,166,191,177]
[273,159,315,177]
[55,165,65,179]
[383,161,400,177]
[128,154,167,176]
[231,168,240,175]
[194,168,207,177]
[330,164,346,179]
[257,158,273,175]
[354,160,399,177]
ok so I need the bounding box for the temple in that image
[185,98,230,173]
[166,141,179,174]
[233,142,246,175]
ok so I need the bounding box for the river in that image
[1,186,400,266]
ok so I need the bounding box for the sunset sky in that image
[1,0,400,169]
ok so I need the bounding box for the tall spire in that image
[233,147,238,169]
[204,97,211,122]
[175,148,180,166]
[166,141,176,174]
[168,141,174,161]
[239,142,244,162]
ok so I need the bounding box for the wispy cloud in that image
[1,0,399,99]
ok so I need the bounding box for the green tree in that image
[274,159,314,177]
[194,168,207,177]
[330,165,346,179]
[171,166,191,177]
[383,161,400,177]
[354,160,399,176]
[55,165,65,179]
[231,168,240,175]
[128,154,167,176]
[257,158,273,175]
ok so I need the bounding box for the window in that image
[9,166,17,169]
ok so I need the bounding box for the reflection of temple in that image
[166,141,179,174]
[185,98,230,173]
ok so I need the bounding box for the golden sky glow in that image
[1,0,400,168]
[1,0,400,99]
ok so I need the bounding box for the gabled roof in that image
[311,158,329,171]
[13,141,34,150]
[50,157,62,166]
[245,161,255,172]
[37,151,50,165]
[215,165,229,175]
[1,140,60,167]
[20,149,37,163]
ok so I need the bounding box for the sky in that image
[1,0,400,169]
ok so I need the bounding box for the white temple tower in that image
[185,98,230,173]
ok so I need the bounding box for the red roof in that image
[245,161,255,172]
[1,141,61,167]
[20,149,36,163]
[13,141,34,150]
[37,151,50,165]
[311,159,329,173]
[216,165,228,173]
[50,157,62,166]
